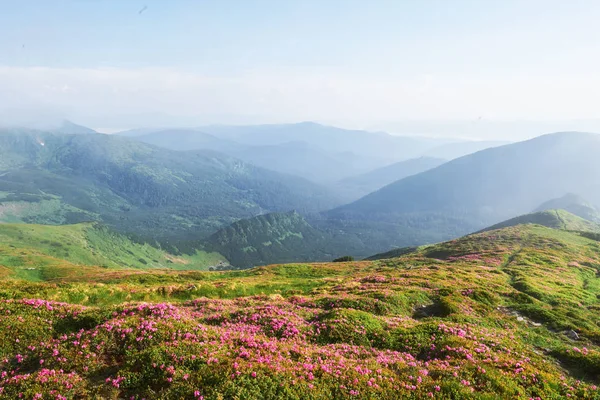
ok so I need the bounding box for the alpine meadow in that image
[2,2,600,399]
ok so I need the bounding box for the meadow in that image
[1,225,600,399]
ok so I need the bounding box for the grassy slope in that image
[0,222,227,281]
[1,225,600,398]
[478,209,600,233]
[359,209,599,262]
[534,193,600,223]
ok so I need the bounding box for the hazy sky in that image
[2,0,600,138]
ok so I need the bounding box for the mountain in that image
[131,129,235,152]
[131,130,385,183]
[424,140,508,159]
[198,122,450,162]
[227,141,385,183]
[0,120,98,135]
[202,211,376,268]
[124,127,411,183]
[53,120,98,135]
[0,129,339,245]
[328,132,600,249]
[534,193,600,223]
[3,224,600,398]
[115,127,164,137]
[203,211,332,267]
[365,209,600,261]
[478,209,600,233]
[0,222,229,280]
[334,156,446,201]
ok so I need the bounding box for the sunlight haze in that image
[2,0,600,138]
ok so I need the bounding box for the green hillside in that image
[365,209,600,261]
[535,193,600,223]
[0,222,227,281]
[0,129,339,246]
[2,225,600,398]
[204,211,423,267]
[204,211,340,267]
[479,209,600,233]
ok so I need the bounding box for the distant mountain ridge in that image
[196,122,442,160]
[0,129,339,246]
[54,120,98,135]
[123,127,393,183]
[117,122,504,184]
[424,140,508,160]
[131,129,235,152]
[363,246,419,261]
[326,132,600,250]
[334,156,446,201]
[5,122,597,268]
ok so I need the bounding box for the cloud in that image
[1,65,600,130]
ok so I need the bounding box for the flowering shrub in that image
[1,293,598,399]
[1,226,600,398]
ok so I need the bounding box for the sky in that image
[1,0,600,139]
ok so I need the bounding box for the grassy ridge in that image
[478,209,600,233]
[0,222,227,281]
[1,225,600,398]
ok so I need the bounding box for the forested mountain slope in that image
[0,129,339,245]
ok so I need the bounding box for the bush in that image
[316,308,386,347]
[332,256,354,262]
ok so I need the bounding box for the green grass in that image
[0,222,228,279]
[2,224,600,398]
[480,209,600,234]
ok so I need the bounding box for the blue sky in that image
[1,0,600,138]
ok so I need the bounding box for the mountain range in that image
[0,128,338,247]
[326,131,600,253]
[118,123,506,184]
[2,122,600,268]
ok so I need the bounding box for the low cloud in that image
[1,65,600,133]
